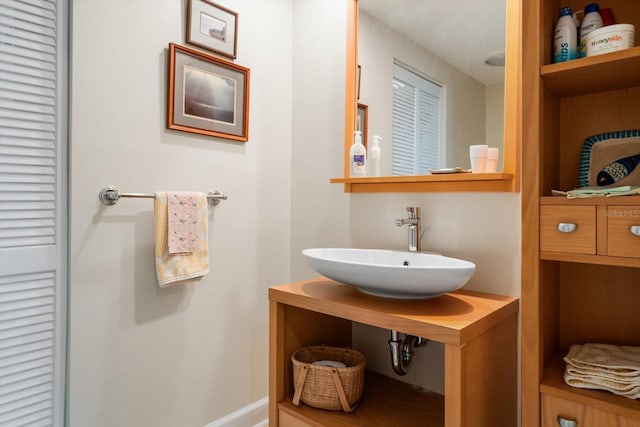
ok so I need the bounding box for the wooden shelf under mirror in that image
[331,173,514,193]
[335,0,521,193]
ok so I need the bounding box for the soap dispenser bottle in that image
[369,135,382,176]
[350,130,367,177]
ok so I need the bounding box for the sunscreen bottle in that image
[350,131,366,176]
[579,3,603,57]
[554,7,577,63]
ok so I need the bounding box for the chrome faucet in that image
[395,207,421,252]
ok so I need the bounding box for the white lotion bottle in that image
[350,130,367,177]
[369,135,382,176]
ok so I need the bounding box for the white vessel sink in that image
[302,248,475,299]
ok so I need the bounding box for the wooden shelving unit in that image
[269,279,518,427]
[521,1,640,426]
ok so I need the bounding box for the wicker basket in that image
[291,345,366,412]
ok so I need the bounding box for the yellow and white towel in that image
[154,191,209,287]
[564,343,640,399]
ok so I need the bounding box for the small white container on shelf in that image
[585,24,635,57]
[485,148,499,173]
[469,145,488,173]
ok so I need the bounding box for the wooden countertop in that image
[269,279,518,346]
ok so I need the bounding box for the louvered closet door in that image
[0,1,68,426]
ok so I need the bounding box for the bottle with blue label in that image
[554,7,577,63]
[579,3,603,57]
[350,130,367,176]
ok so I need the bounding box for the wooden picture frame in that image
[357,103,368,148]
[186,0,238,59]
[167,43,250,142]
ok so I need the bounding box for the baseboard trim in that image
[204,396,268,427]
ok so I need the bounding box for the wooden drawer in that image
[607,206,640,258]
[540,206,596,255]
[542,393,640,427]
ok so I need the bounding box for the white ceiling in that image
[359,0,506,85]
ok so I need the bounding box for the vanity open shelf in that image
[330,173,514,193]
[541,353,640,422]
[278,370,445,427]
[269,279,519,426]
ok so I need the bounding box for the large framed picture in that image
[186,0,238,59]
[167,43,250,142]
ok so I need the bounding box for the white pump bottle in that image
[369,135,382,176]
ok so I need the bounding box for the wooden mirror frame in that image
[331,0,521,193]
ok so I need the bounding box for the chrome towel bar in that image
[98,186,228,207]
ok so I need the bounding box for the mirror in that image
[359,0,505,174]
[341,0,519,190]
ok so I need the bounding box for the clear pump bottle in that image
[369,135,382,176]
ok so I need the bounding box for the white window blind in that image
[392,63,443,175]
[0,0,67,426]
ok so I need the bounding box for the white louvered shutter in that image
[0,1,68,426]
[392,64,443,175]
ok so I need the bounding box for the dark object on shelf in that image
[597,154,640,185]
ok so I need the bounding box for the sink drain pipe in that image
[389,330,429,375]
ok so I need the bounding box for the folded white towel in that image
[154,192,209,287]
[564,344,640,399]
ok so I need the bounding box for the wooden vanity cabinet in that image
[269,279,518,427]
[521,1,640,426]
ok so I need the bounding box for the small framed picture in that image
[167,43,250,142]
[187,0,238,59]
[357,103,368,148]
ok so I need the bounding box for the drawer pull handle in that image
[558,223,577,233]
[557,416,577,427]
[631,225,640,237]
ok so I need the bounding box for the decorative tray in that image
[577,130,640,188]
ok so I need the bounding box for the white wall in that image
[290,1,352,277]
[69,0,292,425]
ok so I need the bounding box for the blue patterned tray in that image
[578,129,640,188]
